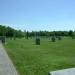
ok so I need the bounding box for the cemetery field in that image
[4,37,75,75]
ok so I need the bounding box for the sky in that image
[0,0,75,31]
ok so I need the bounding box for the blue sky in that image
[0,0,75,31]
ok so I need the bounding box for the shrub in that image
[58,36,62,40]
[72,36,75,39]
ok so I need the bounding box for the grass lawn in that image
[4,37,75,75]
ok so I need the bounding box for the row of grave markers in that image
[35,36,62,45]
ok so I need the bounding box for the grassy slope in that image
[4,37,75,75]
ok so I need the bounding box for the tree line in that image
[0,25,24,38]
[27,30,75,37]
[0,25,75,38]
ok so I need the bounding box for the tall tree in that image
[68,30,73,37]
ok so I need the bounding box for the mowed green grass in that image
[4,37,75,75]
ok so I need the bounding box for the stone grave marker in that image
[49,68,75,75]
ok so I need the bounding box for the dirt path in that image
[0,42,19,75]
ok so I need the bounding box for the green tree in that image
[68,30,73,36]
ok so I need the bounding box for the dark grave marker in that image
[51,36,56,42]
[0,36,6,43]
[35,32,40,45]
[36,37,40,45]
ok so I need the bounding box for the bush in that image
[36,37,40,45]
[57,36,62,40]
[51,36,56,42]
[72,36,75,39]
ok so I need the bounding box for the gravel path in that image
[0,42,19,75]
